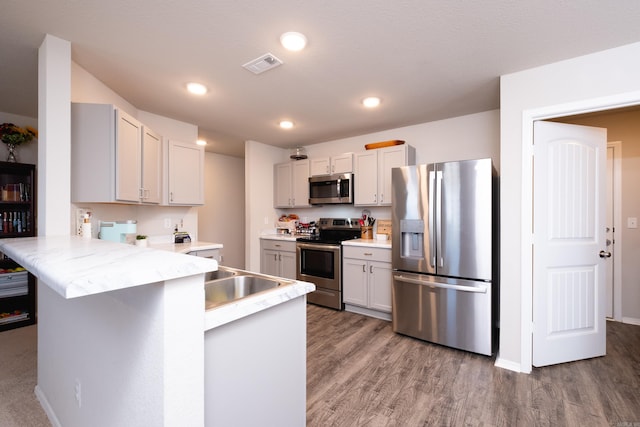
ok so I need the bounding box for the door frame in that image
[520,90,640,373]
[608,141,623,322]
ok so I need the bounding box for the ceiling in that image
[2,1,640,158]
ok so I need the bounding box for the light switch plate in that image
[628,217,638,229]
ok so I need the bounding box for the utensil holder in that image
[361,226,373,239]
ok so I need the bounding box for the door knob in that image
[599,250,612,258]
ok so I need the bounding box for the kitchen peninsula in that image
[0,236,314,427]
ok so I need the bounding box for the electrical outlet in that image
[74,378,82,408]
[164,218,171,229]
[628,217,638,229]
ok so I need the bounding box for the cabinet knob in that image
[362,265,366,273]
[370,265,373,274]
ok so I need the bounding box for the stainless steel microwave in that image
[308,173,354,205]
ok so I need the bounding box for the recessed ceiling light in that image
[196,139,207,146]
[279,120,294,129]
[187,82,207,95]
[280,32,307,51]
[362,97,381,108]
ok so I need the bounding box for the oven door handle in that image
[296,242,340,252]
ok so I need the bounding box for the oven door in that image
[296,242,341,291]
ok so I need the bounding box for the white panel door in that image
[532,121,607,367]
[141,127,162,204]
[168,140,204,205]
[115,110,142,202]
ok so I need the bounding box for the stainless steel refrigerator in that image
[391,158,498,356]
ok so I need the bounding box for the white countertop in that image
[204,278,315,330]
[342,238,392,248]
[0,236,218,299]
[148,240,223,254]
[260,234,298,242]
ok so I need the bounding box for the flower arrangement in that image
[0,123,37,162]
[0,123,38,146]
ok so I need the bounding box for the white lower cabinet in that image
[260,239,297,280]
[342,245,392,320]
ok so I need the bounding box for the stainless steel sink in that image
[205,266,242,281]
[205,269,295,309]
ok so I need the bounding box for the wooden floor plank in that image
[307,305,640,426]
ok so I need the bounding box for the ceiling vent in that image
[242,53,283,74]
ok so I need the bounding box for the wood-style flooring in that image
[306,304,640,426]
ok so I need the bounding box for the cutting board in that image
[364,140,405,150]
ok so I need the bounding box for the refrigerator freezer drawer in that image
[392,273,494,356]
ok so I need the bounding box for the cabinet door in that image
[274,162,292,207]
[369,260,393,312]
[262,249,280,277]
[115,110,142,202]
[378,146,407,206]
[141,127,162,204]
[168,140,204,205]
[354,150,378,205]
[279,250,297,280]
[291,160,310,207]
[331,153,353,174]
[310,158,330,176]
[342,257,368,307]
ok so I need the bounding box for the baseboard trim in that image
[344,304,391,321]
[35,385,61,427]
[494,355,525,373]
[622,316,640,326]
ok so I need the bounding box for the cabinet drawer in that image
[343,246,391,263]
[261,239,296,252]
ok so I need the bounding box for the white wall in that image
[500,41,640,372]
[244,110,500,272]
[199,152,245,268]
[245,140,287,271]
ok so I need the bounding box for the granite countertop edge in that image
[0,236,218,299]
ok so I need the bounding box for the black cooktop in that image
[296,218,361,244]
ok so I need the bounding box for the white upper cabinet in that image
[71,103,162,205]
[167,139,204,205]
[141,127,162,204]
[274,160,310,208]
[354,145,415,206]
[310,153,353,176]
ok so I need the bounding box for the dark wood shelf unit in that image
[0,162,36,332]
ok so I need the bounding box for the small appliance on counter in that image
[174,231,191,243]
[99,220,137,244]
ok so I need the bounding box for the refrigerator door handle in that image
[393,274,487,293]
[435,170,444,268]
[428,170,436,267]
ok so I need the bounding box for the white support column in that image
[38,34,71,236]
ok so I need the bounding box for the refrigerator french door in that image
[391,159,497,356]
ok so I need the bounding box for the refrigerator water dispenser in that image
[400,219,424,259]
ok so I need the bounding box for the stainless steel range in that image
[296,218,361,310]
